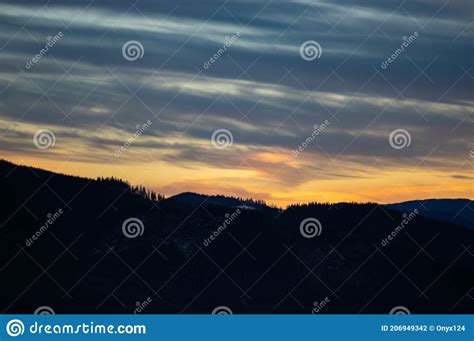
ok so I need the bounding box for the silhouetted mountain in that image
[0,159,473,314]
[386,199,473,230]
[167,192,270,211]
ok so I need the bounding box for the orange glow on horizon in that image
[3,150,472,208]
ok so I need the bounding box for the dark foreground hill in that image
[0,159,472,314]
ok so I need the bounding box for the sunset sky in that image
[0,0,472,207]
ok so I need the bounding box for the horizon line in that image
[1,158,471,209]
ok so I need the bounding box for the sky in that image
[0,0,472,207]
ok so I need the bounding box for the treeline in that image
[235,197,267,207]
[96,176,165,203]
[287,201,376,209]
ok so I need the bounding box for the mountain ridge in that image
[3,159,471,210]
[386,199,473,230]
[1,159,473,314]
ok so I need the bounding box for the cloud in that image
[0,0,472,202]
